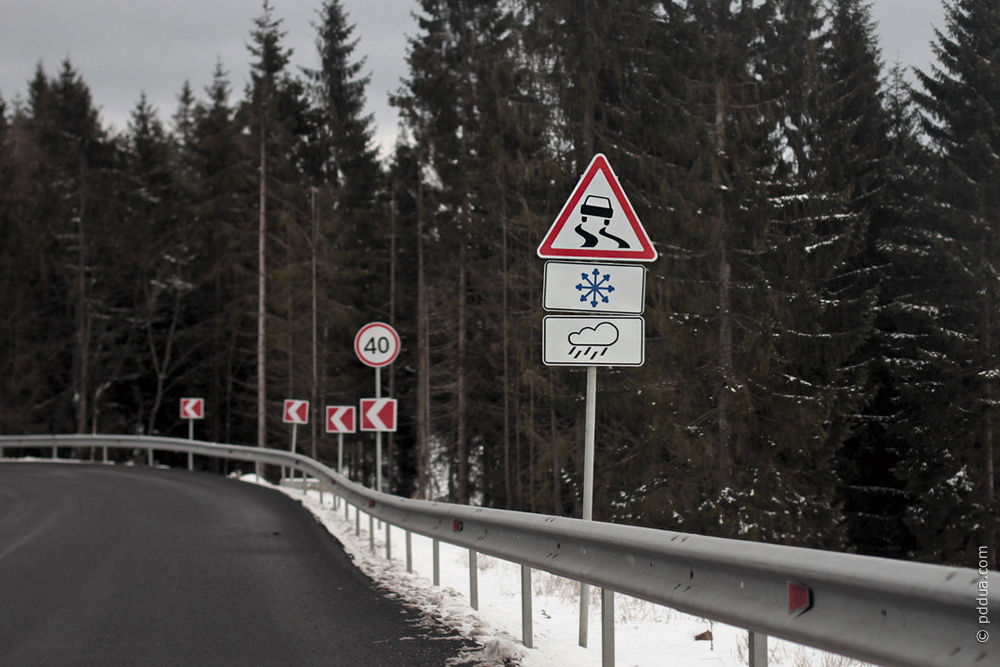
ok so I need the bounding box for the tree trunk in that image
[416,183,431,498]
[714,79,733,478]
[501,173,512,508]
[74,182,89,434]
[145,289,181,435]
[310,188,318,460]
[457,239,469,504]
[210,271,223,443]
[388,190,398,491]
[257,118,267,454]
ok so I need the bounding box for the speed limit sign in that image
[354,322,400,367]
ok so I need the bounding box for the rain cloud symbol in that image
[568,322,620,360]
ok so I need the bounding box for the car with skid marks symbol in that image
[575,195,630,249]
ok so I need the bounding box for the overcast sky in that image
[0,1,947,157]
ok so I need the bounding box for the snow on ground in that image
[257,476,872,667]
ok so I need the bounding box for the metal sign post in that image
[338,433,344,475]
[583,365,597,520]
[375,366,382,492]
[186,419,194,471]
[537,154,656,654]
[579,364,598,646]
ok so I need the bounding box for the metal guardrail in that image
[0,434,993,667]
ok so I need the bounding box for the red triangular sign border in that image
[537,154,656,262]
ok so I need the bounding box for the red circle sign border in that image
[354,321,401,367]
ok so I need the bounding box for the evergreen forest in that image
[1,0,997,568]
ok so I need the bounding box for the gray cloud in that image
[1,1,944,158]
[0,0,414,156]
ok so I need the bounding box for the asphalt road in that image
[0,463,472,666]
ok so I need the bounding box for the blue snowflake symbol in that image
[576,268,615,308]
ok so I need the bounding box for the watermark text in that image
[978,546,990,643]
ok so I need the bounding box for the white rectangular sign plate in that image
[542,316,644,367]
[543,261,645,314]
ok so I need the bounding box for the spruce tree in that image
[244,0,311,452]
[24,60,118,435]
[825,0,927,559]
[838,66,939,560]
[597,0,866,548]
[120,93,193,436]
[188,62,256,444]
[304,0,385,468]
[909,0,1000,565]
[394,0,499,502]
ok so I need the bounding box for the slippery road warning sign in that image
[537,154,656,262]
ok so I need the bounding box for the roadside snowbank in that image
[258,477,868,667]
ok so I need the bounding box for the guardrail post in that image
[433,539,440,586]
[406,530,413,573]
[469,549,479,610]
[521,565,533,648]
[579,582,590,647]
[355,504,360,536]
[601,588,615,667]
[187,451,193,471]
[147,446,153,467]
[369,513,375,553]
[385,521,392,561]
[749,631,767,667]
[52,443,57,459]
[0,445,4,459]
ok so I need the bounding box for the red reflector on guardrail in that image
[788,581,813,615]
[453,520,463,532]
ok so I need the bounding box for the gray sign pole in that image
[375,366,383,493]
[187,419,194,471]
[582,365,597,521]
[579,364,597,647]
[338,432,344,475]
